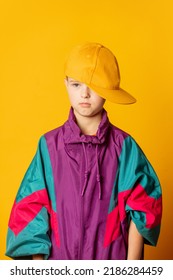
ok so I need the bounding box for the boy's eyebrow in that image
[68,78,80,83]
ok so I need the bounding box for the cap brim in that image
[88,83,136,104]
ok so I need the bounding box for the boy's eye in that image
[71,83,80,87]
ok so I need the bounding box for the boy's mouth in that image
[79,103,91,107]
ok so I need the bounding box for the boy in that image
[6,42,162,260]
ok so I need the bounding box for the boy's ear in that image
[64,77,68,88]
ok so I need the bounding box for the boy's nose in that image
[81,85,90,98]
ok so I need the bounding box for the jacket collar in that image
[63,107,110,144]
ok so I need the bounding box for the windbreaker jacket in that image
[6,108,162,259]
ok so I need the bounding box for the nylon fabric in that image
[6,108,162,260]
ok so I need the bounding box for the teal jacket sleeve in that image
[118,136,162,246]
[6,136,54,259]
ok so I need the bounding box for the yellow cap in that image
[64,42,136,104]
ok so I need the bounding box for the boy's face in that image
[65,77,105,118]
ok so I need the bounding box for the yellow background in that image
[0,0,173,259]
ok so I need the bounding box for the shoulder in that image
[37,123,66,152]
[43,125,64,141]
[109,124,142,155]
[109,123,130,147]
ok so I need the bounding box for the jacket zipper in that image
[78,146,86,259]
[78,195,84,259]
